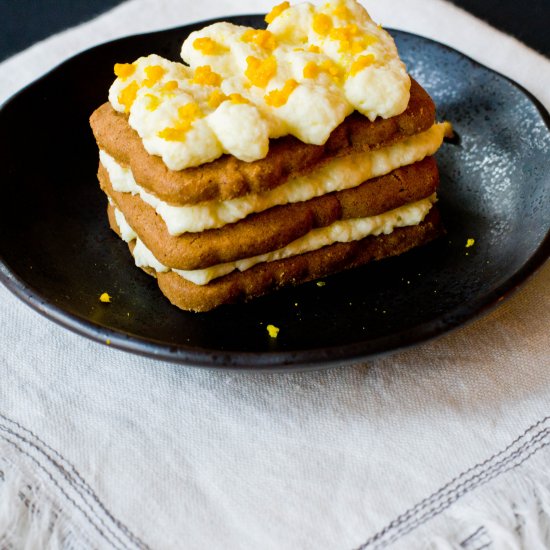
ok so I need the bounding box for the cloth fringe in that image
[420,454,550,550]
[0,457,68,550]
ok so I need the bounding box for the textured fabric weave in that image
[0,1,549,548]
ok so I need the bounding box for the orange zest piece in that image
[264,79,298,107]
[265,1,290,24]
[118,81,139,112]
[241,29,277,51]
[303,61,319,79]
[229,93,249,104]
[245,55,277,88]
[114,63,135,79]
[158,103,202,142]
[191,65,222,86]
[330,23,358,41]
[329,24,357,52]
[193,37,228,55]
[360,33,378,48]
[333,4,353,20]
[329,24,378,53]
[304,59,341,81]
[99,292,111,303]
[145,94,161,111]
[352,34,378,53]
[312,13,333,36]
[161,80,178,92]
[143,65,166,87]
[157,128,188,142]
[350,54,375,76]
[320,59,342,81]
[307,44,321,53]
[208,89,228,108]
[178,102,202,120]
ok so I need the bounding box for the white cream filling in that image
[101,121,450,235]
[113,195,435,286]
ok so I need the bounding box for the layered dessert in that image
[90,0,451,312]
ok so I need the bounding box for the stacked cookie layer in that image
[89,0,450,311]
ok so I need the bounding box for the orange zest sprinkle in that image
[143,65,166,87]
[161,80,179,92]
[361,33,379,48]
[114,63,135,79]
[193,37,228,55]
[329,24,378,53]
[312,13,333,36]
[329,24,356,52]
[99,292,111,303]
[264,79,298,107]
[158,103,202,142]
[303,61,319,79]
[330,23,358,41]
[351,41,365,54]
[157,127,188,142]
[265,1,290,24]
[208,89,228,108]
[145,94,161,111]
[191,65,222,86]
[307,44,321,53]
[350,54,375,76]
[333,4,353,20]
[245,55,277,88]
[229,93,249,104]
[118,81,139,112]
[304,59,342,81]
[178,102,202,120]
[320,59,342,81]
[241,29,277,51]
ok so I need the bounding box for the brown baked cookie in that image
[100,157,439,270]
[108,205,442,312]
[91,78,435,205]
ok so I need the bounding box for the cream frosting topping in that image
[113,195,435,285]
[101,122,450,235]
[108,0,410,170]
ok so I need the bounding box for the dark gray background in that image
[1,0,549,62]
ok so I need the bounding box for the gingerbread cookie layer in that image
[99,157,439,270]
[91,78,435,205]
[108,205,442,312]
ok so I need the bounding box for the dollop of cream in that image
[108,0,410,171]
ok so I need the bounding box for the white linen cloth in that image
[1,1,549,548]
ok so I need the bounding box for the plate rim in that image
[1,18,549,370]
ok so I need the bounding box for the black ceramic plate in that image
[1,17,549,370]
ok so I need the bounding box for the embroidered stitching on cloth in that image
[0,413,148,550]
[356,416,550,549]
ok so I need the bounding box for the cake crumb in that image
[105,339,111,345]
[99,292,111,303]
[465,238,475,248]
[266,324,280,338]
